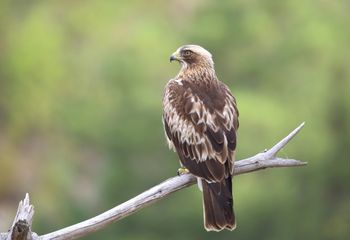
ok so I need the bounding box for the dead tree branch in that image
[0,123,307,240]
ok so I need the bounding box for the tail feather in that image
[202,176,235,231]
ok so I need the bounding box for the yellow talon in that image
[177,167,189,176]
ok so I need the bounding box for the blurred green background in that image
[0,0,349,239]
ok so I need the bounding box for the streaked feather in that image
[163,44,239,231]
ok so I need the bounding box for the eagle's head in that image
[170,45,214,69]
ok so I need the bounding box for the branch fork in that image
[1,123,307,240]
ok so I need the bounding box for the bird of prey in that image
[162,45,239,231]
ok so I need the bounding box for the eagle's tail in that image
[201,176,236,231]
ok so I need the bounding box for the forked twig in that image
[0,123,307,240]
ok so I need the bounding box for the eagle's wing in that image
[163,79,238,182]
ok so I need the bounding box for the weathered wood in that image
[3,193,37,240]
[1,123,306,240]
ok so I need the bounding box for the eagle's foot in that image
[177,167,189,176]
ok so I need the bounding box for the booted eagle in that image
[162,45,239,231]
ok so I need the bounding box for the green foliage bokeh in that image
[0,0,349,239]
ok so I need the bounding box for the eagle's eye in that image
[183,50,192,57]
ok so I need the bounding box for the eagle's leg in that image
[177,166,189,176]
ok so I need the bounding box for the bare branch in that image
[267,122,305,158]
[3,193,38,240]
[1,123,307,240]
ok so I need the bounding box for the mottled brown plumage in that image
[163,45,239,231]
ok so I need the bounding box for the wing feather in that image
[163,78,238,182]
[207,128,224,153]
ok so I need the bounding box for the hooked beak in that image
[170,51,181,62]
